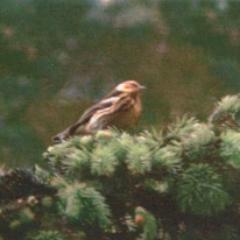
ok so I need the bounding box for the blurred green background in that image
[1,0,240,166]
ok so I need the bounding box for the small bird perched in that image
[53,80,145,143]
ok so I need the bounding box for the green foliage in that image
[29,230,65,240]
[126,143,152,175]
[215,95,240,115]
[167,116,200,140]
[118,132,136,150]
[58,182,111,230]
[4,94,240,239]
[137,130,163,149]
[177,163,230,216]
[220,130,240,168]
[18,207,35,224]
[209,95,240,128]
[45,131,155,177]
[144,179,168,194]
[45,143,89,177]
[91,144,119,177]
[168,117,216,159]
[63,148,90,176]
[216,225,240,240]
[34,165,52,182]
[152,143,182,170]
[181,124,216,159]
[135,207,158,240]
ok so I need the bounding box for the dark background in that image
[1,0,240,166]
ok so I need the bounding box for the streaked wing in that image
[67,98,115,135]
[53,94,134,142]
[87,95,134,131]
[113,95,134,112]
[78,99,115,125]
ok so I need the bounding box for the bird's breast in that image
[113,97,142,129]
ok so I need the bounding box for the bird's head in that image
[115,80,146,93]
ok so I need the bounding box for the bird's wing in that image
[87,95,134,130]
[113,95,135,112]
[53,95,134,142]
[78,98,116,125]
[52,99,115,142]
[67,98,117,135]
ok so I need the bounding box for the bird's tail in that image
[52,123,88,143]
[52,129,69,143]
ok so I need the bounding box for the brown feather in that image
[52,81,143,143]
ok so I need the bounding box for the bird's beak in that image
[139,85,146,90]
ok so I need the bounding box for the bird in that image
[53,80,145,143]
